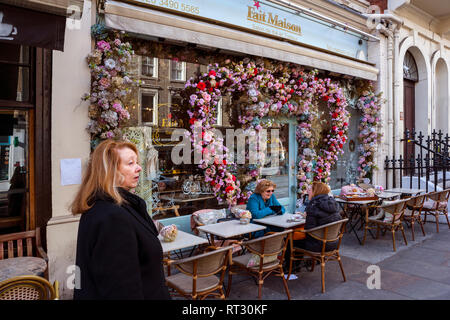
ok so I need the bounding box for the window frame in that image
[138,88,158,126]
[169,60,186,82]
[140,56,158,79]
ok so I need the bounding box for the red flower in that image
[332,126,337,131]
[209,70,216,77]
[322,96,329,102]
[208,87,213,93]
[318,168,323,173]
[253,68,258,75]
[223,160,227,165]
[281,83,285,89]
[339,143,343,148]
[338,131,343,136]
[290,89,294,94]
[299,78,303,83]
[336,98,341,104]
[332,112,338,119]
[232,175,236,182]
[342,137,346,143]
[189,118,197,125]
[225,186,234,193]
[210,181,216,186]
[197,82,206,90]
[343,122,348,127]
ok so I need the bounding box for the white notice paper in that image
[60,158,82,186]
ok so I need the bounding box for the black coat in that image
[304,194,342,252]
[73,188,171,300]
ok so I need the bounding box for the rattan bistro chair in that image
[421,189,450,233]
[288,219,348,293]
[362,199,408,251]
[0,275,58,300]
[403,194,427,241]
[226,230,292,300]
[165,245,233,300]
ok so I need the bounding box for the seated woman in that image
[247,179,286,218]
[297,181,342,252]
[246,179,285,237]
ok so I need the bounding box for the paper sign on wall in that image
[60,158,82,186]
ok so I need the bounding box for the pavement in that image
[224,219,450,300]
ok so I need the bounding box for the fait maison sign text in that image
[246,5,302,36]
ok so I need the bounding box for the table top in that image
[0,257,47,282]
[253,213,305,228]
[384,188,425,195]
[197,220,266,238]
[159,193,215,203]
[158,230,208,253]
[334,197,380,205]
[377,192,401,199]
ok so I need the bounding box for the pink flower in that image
[97,40,111,52]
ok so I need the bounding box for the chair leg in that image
[418,217,426,236]
[337,254,346,282]
[435,214,440,233]
[280,266,291,300]
[400,225,408,246]
[258,273,263,299]
[288,255,293,281]
[410,220,415,241]
[391,229,396,252]
[320,257,326,293]
[226,272,232,298]
[362,225,368,245]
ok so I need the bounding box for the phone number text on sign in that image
[141,0,200,15]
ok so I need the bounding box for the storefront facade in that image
[0,1,83,244]
[46,0,389,298]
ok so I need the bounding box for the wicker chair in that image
[287,219,348,293]
[165,245,233,300]
[421,189,450,233]
[226,230,292,300]
[362,200,408,251]
[0,275,58,300]
[403,194,427,241]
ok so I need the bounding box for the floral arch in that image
[83,34,383,207]
[180,60,350,206]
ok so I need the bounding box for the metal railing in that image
[384,129,450,192]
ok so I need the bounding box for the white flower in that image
[104,58,116,69]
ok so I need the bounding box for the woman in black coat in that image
[71,139,170,300]
[295,182,342,252]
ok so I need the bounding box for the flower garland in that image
[356,82,383,180]
[83,33,137,144]
[182,59,350,206]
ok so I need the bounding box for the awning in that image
[0,3,67,51]
[1,0,84,18]
[104,0,379,80]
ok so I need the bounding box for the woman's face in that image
[262,186,274,200]
[117,147,142,191]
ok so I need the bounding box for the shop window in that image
[0,44,31,102]
[139,89,158,125]
[165,93,184,127]
[141,56,158,78]
[170,60,186,82]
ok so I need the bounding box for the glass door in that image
[0,110,30,233]
[260,119,297,213]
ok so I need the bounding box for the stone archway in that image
[435,57,449,133]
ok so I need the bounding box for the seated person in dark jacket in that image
[290,182,342,256]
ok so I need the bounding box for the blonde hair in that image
[310,182,331,198]
[254,179,277,195]
[70,139,139,214]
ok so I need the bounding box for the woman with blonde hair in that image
[72,139,170,300]
[247,179,286,219]
[302,181,341,252]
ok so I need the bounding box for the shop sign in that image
[125,0,368,61]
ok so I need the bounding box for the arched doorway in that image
[435,58,449,133]
[403,50,419,166]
